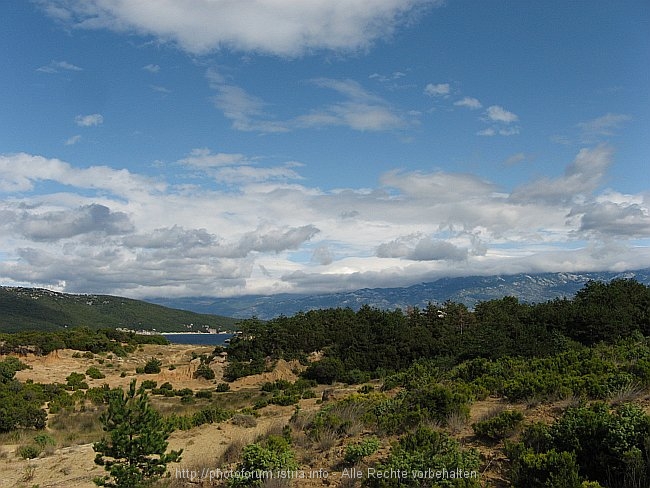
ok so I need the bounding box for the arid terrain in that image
[3,344,650,488]
[1,345,339,488]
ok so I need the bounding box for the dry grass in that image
[217,436,246,466]
[313,426,339,451]
[231,413,257,428]
[476,404,507,423]
[49,408,105,446]
[446,409,468,434]
[610,381,646,406]
[328,402,367,436]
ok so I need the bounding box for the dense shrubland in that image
[0,326,168,356]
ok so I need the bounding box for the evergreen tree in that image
[93,379,181,488]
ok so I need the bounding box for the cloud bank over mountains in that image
[1,144,648,298]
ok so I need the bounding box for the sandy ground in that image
[6,345,650,487]
[0,345,313,488]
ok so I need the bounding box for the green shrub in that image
[366,427,480,487]
[223,359,265,382]
[66,372,88,390]
[175,388,193,397]
[18,444,41,459]
[143,358,162,374]
[193,363,215,380]
[472,409,524,441]
[216,382,231,392]
[33,433,55,449]
[344,437,380,464]
[228,435,298,487]
[505,442,580,488]
[302,357,345,385]
[195,390,212,399]
[86,366,105,380]
[141,380,157,390]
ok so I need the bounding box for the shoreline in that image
[160,331,233,335]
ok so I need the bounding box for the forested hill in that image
[0,287,238,333]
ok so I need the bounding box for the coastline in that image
[160,331,233,335]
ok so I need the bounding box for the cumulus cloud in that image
[16,204,133,241]
[486,105,518,123]
[238,224,320,255]
[75,113,104,127]
[571,200,650,238]
[510,144,613,205]
[424,83,450,97]
[377,235,467,261]
[1,147,648,298]
[0,152,165,196]
[37,0,441,57]
[454,97,482,109]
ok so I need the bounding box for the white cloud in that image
[486,105,518,123]
[510,144,613,205]
[37,0,442,57]
[454,96,482,109]
[477,128,496,137]
[377,235,468,261]
[424,83,450,97]
[150,85,171,94]
[75,113,104,127]
[143,64,160,73]
[36,60,82,73]
[208,71,407,133]
[179,148,250,168]
[1,146,649,298]
[16,204,133,241]
[502,153,527,166]
[64,134,82,146]
[577,113,631,141]
[295,79,407,132]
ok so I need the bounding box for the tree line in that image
[225,278,650,382]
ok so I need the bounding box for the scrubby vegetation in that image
[2,278,650,487]
[0,326,169,356]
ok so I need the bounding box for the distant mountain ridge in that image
[148,269,650,320]
[0,287,237,333]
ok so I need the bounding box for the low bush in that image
[143,358,162,374]
[344,437,380,464]
[365,427,481,487]
[472,409,524,441]
[85,366,105,380]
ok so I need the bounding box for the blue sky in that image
[1,0,649,298]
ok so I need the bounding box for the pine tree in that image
[93,379,182,488]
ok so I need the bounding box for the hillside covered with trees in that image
[0,286,237,333]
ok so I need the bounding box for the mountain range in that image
[148,268,650,320]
